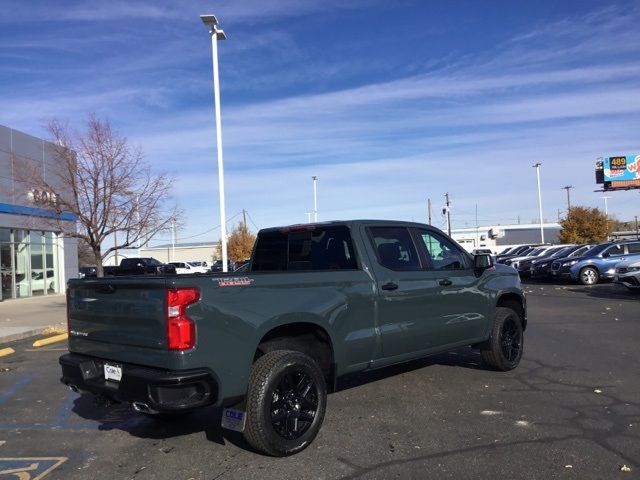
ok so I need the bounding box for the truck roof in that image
[259,219,434,234]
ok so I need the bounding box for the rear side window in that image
[369,227,421,271]
[605,244,625,257]
[627,242,640,254]
[252,226,358,271]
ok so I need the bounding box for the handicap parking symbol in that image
[0,458,66,480]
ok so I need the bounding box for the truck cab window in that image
[252,226,357,271]
[418,230,467,270]
[369,227,420,271]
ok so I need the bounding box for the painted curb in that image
[32,333,69,348]
[0,347,15,357]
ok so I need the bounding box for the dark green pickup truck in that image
[60,220,526,456]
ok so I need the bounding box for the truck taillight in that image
[166,287,200,350]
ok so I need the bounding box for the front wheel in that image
[579,266,599,286]
[244,350,327,456]
[481,307,524,371]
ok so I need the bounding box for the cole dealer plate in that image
[103,362,122,382]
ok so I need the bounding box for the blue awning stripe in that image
[0,202,77,221]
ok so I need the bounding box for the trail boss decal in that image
[216,277,254,287]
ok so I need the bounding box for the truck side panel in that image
[168,270,377,402]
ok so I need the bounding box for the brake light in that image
[166,287,200,350]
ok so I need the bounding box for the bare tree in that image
[15,115,181,276]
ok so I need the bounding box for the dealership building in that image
[0,125,78,301]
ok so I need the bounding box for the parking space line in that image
[0,373,34,406]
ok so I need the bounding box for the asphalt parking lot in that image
[0,281,638,480]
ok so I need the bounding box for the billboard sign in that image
[595,155,640,191]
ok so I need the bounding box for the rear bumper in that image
[59,353,218,412]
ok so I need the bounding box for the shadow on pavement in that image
[71,396,253,451]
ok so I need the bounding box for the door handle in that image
[439,279,453,287]
[381,282,399,291]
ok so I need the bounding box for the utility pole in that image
[242,209,247,229]
[635,215,638,240]
[312,176,318,222]
[557,208,561,222]
[600,196,611,217]
[171,219,177,262]
[444,192,451,237]
[427,198,432,225]
[561,185,573,212]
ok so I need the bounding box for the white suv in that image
[169,262,210,275]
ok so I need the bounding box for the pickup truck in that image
[103,257,176,276]
[60,220,526,456]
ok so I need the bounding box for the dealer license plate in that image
[104,362,122,382]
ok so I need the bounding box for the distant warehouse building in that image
[0,125,78,301]
[451,223,561,253]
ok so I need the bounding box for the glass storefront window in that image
[0,228,61,299]
[45,232,58,293]
[14,229,29,298]
[1,237,11,300]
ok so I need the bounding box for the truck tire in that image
[480,307,523,371]
[244,350,326,456]
[579,266,599,286]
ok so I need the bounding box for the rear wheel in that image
[579,266,599,286]
[244,350,326,456]
[481,307,524,371]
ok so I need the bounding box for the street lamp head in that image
[532,162,542,168]
[200,14,227,39]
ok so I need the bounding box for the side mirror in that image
[474,253,494,270]
[602,252,610,258]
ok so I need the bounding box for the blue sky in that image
[1,1,640,243]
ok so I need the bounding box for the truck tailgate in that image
[68,277,168,350]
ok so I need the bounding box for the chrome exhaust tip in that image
[132,402,159,415]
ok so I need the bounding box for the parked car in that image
[17,269,56,293]
[515,245,571,277]
[496,245,540,264]
[104,257,176,276]
[504,246,557,274]
[188,261,209,268]
[530,245,591,279]
[210,259,236,272]
[169,262,209,275]
[550,240,640,285]
[614,259,640,290]
[78,266,97,278]
[61,220,526,456]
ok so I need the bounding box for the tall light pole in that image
[201,14,229,272]
[533,163,545,243]
[561,185,573,213]
[312,176,318,222]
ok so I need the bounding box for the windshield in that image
[580,243,610,257]
[569,245,590,257]
[145,258,162,266]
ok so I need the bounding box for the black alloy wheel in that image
[244,350,327,456]
[500,317,522,363]
[481,307,524,371]
[269,369,319,440]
